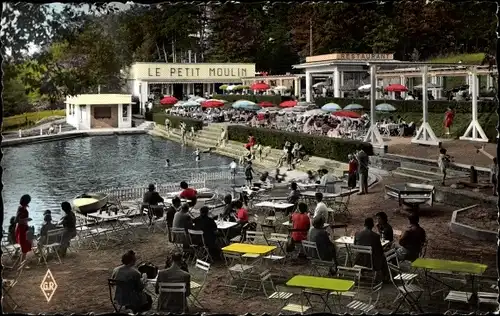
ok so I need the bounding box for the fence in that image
[94,181,207,201]
[190,171,235,183]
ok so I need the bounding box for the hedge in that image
[213,94,283,105]
[227,125,373,163]
[152,113,204,131]
[314,97,496,114]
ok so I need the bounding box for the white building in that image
[65,94,133,130]
[127,62,256,113]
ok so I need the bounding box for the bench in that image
[445,290,499,306]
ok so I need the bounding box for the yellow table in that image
[412,258,487,305]
[412,258,487,275]
[286,275,354,313]
[222,243,276,255]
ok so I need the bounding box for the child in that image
[491,157,498,196]
[194,148,200,162]
[347,154,358,189]
[245,161,254,188]
[275,168,286,183]
[306,170,316,183]
[8,216,17,244]
[438,148,451,186]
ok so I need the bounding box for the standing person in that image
[16,194,33,265]
[164,118,171,135]
[58,201,77,257]
[437,148,451,186]
[356,149,369,195]
[229,159,238,180]
[194,148,201,162]
[443,107,454,136]
[165,159,171,167]
[244,161,254,188]
[180,122,187,146]
[347,154,358,189]
[245,134,256,152]
[491,157,498,196]
[286,141,294,171]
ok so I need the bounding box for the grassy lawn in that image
[2,110,66,131]
[428,53,485,64]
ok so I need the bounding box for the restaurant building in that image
[128,62,256,112]
[65,94,133,130]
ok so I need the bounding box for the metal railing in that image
[94,181,207,201]
[190,171,234,183]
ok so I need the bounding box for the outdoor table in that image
[286,275,355,312]
[87,212,129,239]
[255,201,295,223]
[222,243,276,255]
[301,191,338,199]
[216,220,238,243]
[412,258,487,304]
[334,236,390,266]
[282,221,329,229]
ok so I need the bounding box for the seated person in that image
[306,170,317,183]
[307,217,339,268]
[179,181,197,207]
[143,184,165,206]
[259,171,271,184]
[234,200,249,224]
[111,250,152,313]
[312,192,329,224]
[287,182,301,214]
[291,203,310,243]
[354,218,386,275]
[220,194,236,221]
[7,216,17,244]
[396,214,426,262]
[172,204,193,246]
[193,206,220,255]
[375,212,394,242]
[319,169,337,186]
[274,168,286,183]
[38,211,57,245]
[59,202,77,257]
[166,197,181,241]
[155,253,191,313]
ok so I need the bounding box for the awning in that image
[138,79,243,84]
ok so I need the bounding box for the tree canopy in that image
[3,1,496,115]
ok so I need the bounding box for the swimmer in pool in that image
[165,159,170,167]
[194,148,200,162]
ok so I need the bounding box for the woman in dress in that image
[443,107,455,136]
[58,201,77,257]
[16,194,32,264]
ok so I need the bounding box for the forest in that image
[2,1,496,116]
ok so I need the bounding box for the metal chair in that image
[2,260,26,311]
[223,251,254,290]
[157,282,188,313]
[107,278,132,313]
[171,228,188,253]
[187,229,212,263]
[37,228,65,265]
[189,259,210,308]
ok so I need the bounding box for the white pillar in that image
[18,129,22,138]
[430,76,438,99]
[467,75,473,95]
[412,65,440,146]
[294,78,300,97]
[75,104,81,130]
[340,71,345,98]
[128,104,132,123]
[118,104,123,127]
[486,74,493,90]
[436,76,443,99]
[460,67,488,142]
[333,68,341,98]
[305,72,313,102]
[363,64,384,148]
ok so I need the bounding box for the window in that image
[94,106,112,119]
[122,104,128,121]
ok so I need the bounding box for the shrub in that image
[152,113,204,131]
[2,110,66,131]
[213,94,283,105]
[227,125,373,163]
[314,97,496,114]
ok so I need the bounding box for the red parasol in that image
[279,100,297,108]
[201,100,225,108]
[251,82,270,91]
[332,110,361,118]
[385,84,408,92]
[258,101,275,108]
[160,96,178,105]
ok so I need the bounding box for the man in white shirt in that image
[312,192,329,224]
[229,160,237,177]
[319,169,337,186]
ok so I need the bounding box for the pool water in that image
[2,134,236,228]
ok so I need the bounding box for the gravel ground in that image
[3,175,496,314]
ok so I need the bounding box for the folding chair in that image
[346,280,383,314]
[301,240,336,277]
[1,242,21,269]
[330,266,362,304]
[332,186,351,218]
[37,228,65,265]
[187,230,212,263]
[386,251,424,313]
[243,231,268,261]
[384,249,418,284]
[107,279,132,313]
[2,260,26,311]
[138,202,153,226]
[240,269,276,297]
[150,204,168,233]
[222,251,254,290]
[171,228,188,253]
[157,282,187,313]
[230,223,249,243]
[189,259,210,308]
[267,284,300,313]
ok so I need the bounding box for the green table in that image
[412,258,487,275]
[286,275,355,313]
[412,258,488,306]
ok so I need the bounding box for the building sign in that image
[306,53,394,63]
[130,63,256,80]
[40,269,58,303]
